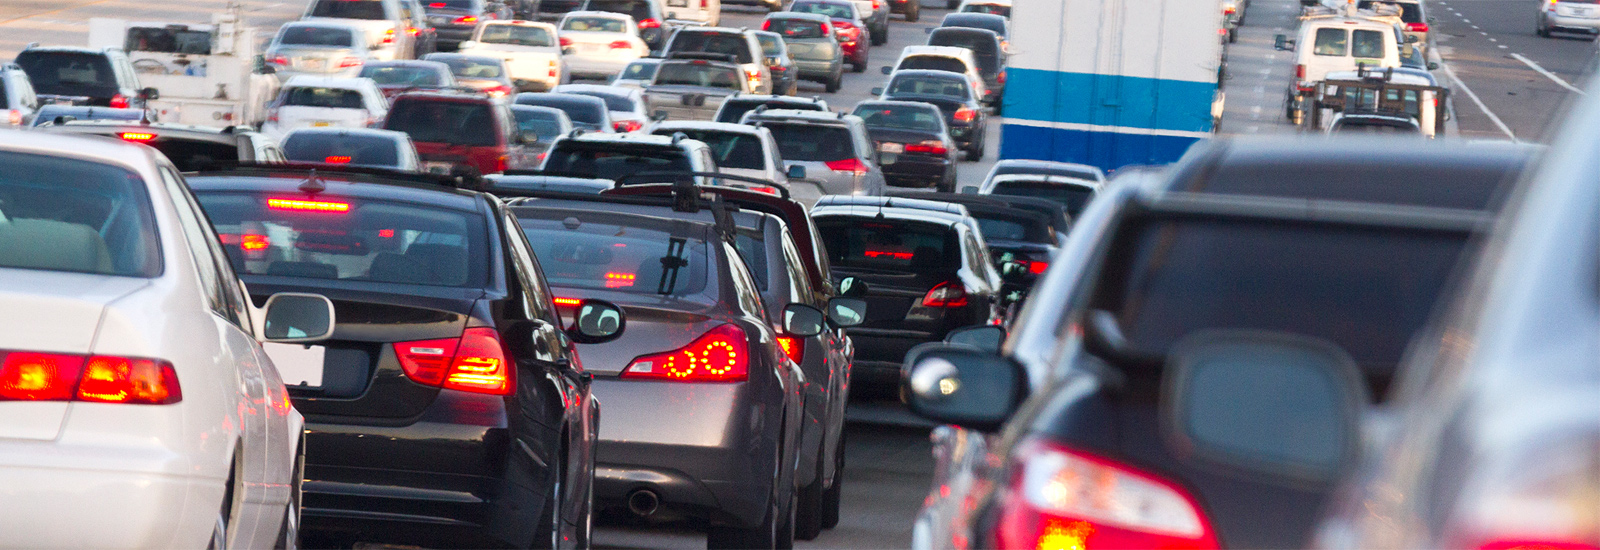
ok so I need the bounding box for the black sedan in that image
[851,100,958,190]
[874,69,989,160]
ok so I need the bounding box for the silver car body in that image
[645,58,753,121]
[265,22,374,82]
[553,83,651,132]
[742,109,887,205]
[1538,0,1600,34]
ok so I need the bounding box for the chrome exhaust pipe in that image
[626,489,660,517]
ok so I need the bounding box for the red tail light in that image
[324,155,353,164]
[1406,22,1430,32]
[639,18,661,29]
[382,28,397,45]
[1223,5,1236,14]
[614,120,644,132]
[873,0,881,7]
[922,281,968,307]
[1296,64,1306,79]
[395,327,513,395]
[777,335,805,364]
[560,36,573,47]
[267,54,289,66]
[953,107,978,123]
[762,20,772,30]
[552,297,583,306]
[109,94,129,109]
[997,69,1006,84]
[905,140,948,155]
[338,57,363,69]
[1478,540,1600,550]
[609,40,633,49]
[268,198,351,213]
[494,154,510,173]
[994,439,1218,550]
[454,15,478,24]
[0,351,180,404]
[267,108,280,124]
[1028,260,1048,274]
[701,0,709,7]
[825,157,867,173]
[485,84,513,98]
[119,132,156,141]
[623,324,749,382]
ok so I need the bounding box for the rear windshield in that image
[569,91,634,111]
[563,16,629,33]
[756,34,782,55]
[361,64,448,86]
[1332,119,1419,134]
[278,26,356,47]
[791,2,854,19]
[887,75,968,98]
[478,25,556,47]
[1092,218,1469,397]
[310,0,388,19]
[960,3,1009,16]
[816,217,955,275]
[517,210,709,296]
[654,62,742,89]
[971,212,1048,243]
[765,123,855,162]
[282,133,403,167]
[989,179,1096,216]
[717,100,825,123]
[194,192,487,287]
[0,151,160,277]
[929,30,997,55]
[141,138,240,172]
[899,56,967,74]
[15,52,118,97]
[126,27,213,54]
[585,0,652,21]
[517,96,605,124]
[427,0,478,9]
[513,109,568,141]
[619,61,658,81]
[539,0,584,14]
[667,32,754,64]
[654,129,765,170]
[385,100,498,146]
[282,87,367,109]
[767,19,826,39]
[435,57,505,79]
[1358,1,1420,22]
[853,104,943,133]
[542,143,692,180]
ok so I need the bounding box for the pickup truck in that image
[643,53,752,121]
[87,4,280,128]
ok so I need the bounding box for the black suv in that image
[187,165,625,549]
[39,121,285,171]
[14,46,152,108]
[902,138,1536,550]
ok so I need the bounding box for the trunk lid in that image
[554,292,726,376]
[277,105,371,129]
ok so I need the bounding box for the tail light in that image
[825,157,867,173]
[622,324,749,382]
[119,132,156,141]
[408,27,422,36]
[394,327,513,395]
[338,57,363,69]
[997,69,1006,84]
[454,15,479,24]
[1223,5,1236,14]
[0,351,181,405]
[1406,22,1430,32]
[922,281,968,307]
[993,439,1218,550]
[494,154,510,173]
[777,335,805,364]
[267,54,289,66]
[1028,260,1048,274]
[873,0,881,8]
[382,28,397,45]
[110,94,129,109]
[905,140,948,155]
[609,40,633,49]
[1477,541,1600,550]
[486,84,513,98]
[639,18,661,29]
[762,20,772,30]
[746,69,762,85]
[267,108,280,124]
[1296,64,1306,79]
[324,155,353,164]
[549,59,559,78]
[8,109,21,126]
[953,107,978,123]
[614,120,643,132]
[701,0,709,7]
[268,198,351,213]
[560,36,574,47]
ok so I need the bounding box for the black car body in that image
[39,121,285,171]
[14,46,146,108]
[877,69,988,159]
[426,0,515,50]
[852,100,958,190]
[939,12,1009,46]
[515,92,615,133]
[926,27,1006,108]
[811,195,1001,392]
[889,191,1066,277]
[187,165,618,549]
[903,138,1535,550]
[715,94,829,123]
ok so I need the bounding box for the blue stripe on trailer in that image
[1003,68,1218,135]
[999,122,1205,173]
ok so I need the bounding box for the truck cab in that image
[88,7,280,128]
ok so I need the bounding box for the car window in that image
[517,210,710,296]
[542,143,692,179]
[126,27,214,55]
[1332,118,1419,134]
[129,137,241,172]
[586,0,653,21]
[764,123,856,162]
[434,56,506,78]
[654,129,766,170]
[513,109,569,141]
[620,61,658,81]
[989,179,1096,217]
[0,151,161,277]
[725,240,768,319]
[501,211,555,320]
[899,56,967,74]
[1351,29,1386,58]
[428,0,479,8]
[518,96,606,125]
[756,34,782,56]
[815,217,956,276]
[569,91,634,111]
[654,62,743,90]
[14,52,119,97]
[563,16,628,33]
[361,64,448,85]
[1359,0,1421,22]
[970,212,1049,243]
[734,227,770,291]
[385,99,498,146]
[282,86,367,109]
[668,32,754,64]
[779,228,813,303]
[768,19,827,39]
[195,191,489,287]
[278,25,357,47]
[961,3,1008,16]
[479,24,557,47]
[888,75,969,98]
[283,133,403,167]
[792,2,853,19]
[853,104,944,133]
[311,0,390,19]
[1313,27,1348,56]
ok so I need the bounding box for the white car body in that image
[262,76,388,141]
[650,120,789,186]
[558,11,650,78]
[892,46,990,100]
[459,20,566,92]
[1289,7,1402,91]
[1319,68,1440,137]
[663,0,721,26]
[88,7,281,128]
[301,0,418,61]
[0,130,328,549]
[610,58,662,89]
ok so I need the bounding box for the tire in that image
[531,443,565,549]
[210,458,243,550]
[706,451,793,549]
[873,27,889,45]
[1228,28,1238,43]
[825,72,842,93]
[794,447,826,540]
[820,430,845,529]
[906,3,920,22]
[851,60,866,73]
[274,443,305,550]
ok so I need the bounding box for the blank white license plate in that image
[878,142,904,153]
[424,161,454,174]
[300,59,325,70]
[263,343,325,388]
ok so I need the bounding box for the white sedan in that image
[458,19,567,92]
[0,130,337,549]
[557,11,650,80]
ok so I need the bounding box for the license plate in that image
[312,121,333,127]
[878,142,904,153]
[264,343,326,388]
[668,0,688,6]
[879,152,899,165]
[580,44,603,52]
[300,59,325,70]
[424,161,454,174]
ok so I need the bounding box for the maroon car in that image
[382,91,533,176]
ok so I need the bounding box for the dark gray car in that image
[763,13,844,93]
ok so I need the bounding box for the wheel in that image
[532,442,565,549]
[707,447,794,549]
[851,60,866,73]
[1228,28,1238,43]
[1537,20,1551,37]
[825,72,842,93]
[210,459,243,550]
[873,27,889,45]
[274,443,304,550]
[906,3,920,22]
[820,430,845,529]
[794,446,826,540]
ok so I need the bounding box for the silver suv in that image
[742,108,886,204]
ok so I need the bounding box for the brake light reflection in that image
[865,249,912,260]
[604,272,636,288]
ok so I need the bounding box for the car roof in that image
[1333,113,1419,126]
[393,90,496,103]
[425,52,506,64]
[563,10,631,18]
[511,104,569,116]
[992,159,1105,181]
[942,12,1007,25]
[813,195,971,221]
[0,128,168,176]
[481,19,557,27]
[283,75,377,89]
[553,84,638,98]
[675,26,753,36]
[281,20,364,31]
[561,132,694,147]
[726,94,827,105]
[18,46,111,55]
[365,60,451,70]
[186,167,485,210]
[44,121,259,144]
[929,26,1000,39]
[811,203,970,227]
[889,69,969,82]
[652,120,763,135]
[626,58,663,65]
[486,174,613,193]
[853,99,941,111]
[989,173,1099,190]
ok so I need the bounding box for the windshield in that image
[361,64,449,86]
[0,151,160,277]
[816,217,955,275]
[15,52,118,97]
[278,25,356,47]
[139,139,240,172]
[434,57,506,79]
[929,30,996,54]
[767,18,827,39]
[654,62,742,89]
[971,213,1048,243]
[282,87,367,109]
[655,129,765,170]
[765,124,856,162]
[887,75,968,98]
[563,16,628,32]
[125,27,213,54]
[1359,1,1421,22]
[310,0,388,19]
[478,24,556,47]
[282,133,404,167]
[717,100,825,123]
[513,109,568,141]
[542,143,692,180]
[518,211,710,296]
[619,61,658,81]
[569,91,634,111]
[195,192,487,287]
[853,104,944,132]
[961,3,1009,16]
[989,179,1096,216]
[585,0,653,21]
[385,100,499,146]
[792,1,854,19]
[667,32,754,64]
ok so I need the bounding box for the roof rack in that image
[612,171,791,200]
[188,161,489,191]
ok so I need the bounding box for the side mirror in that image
[139,87,160,101]
[782,303,826,337]
[1162,330,1367,484]
[944,324,1004,352]
[652,109,669,121]
[1000,260,1032,283]
[838,275,869,297]
[825,296,867,327]
[460,40,479,50]
[870,87,884,96]
[1427,62,1439,71]
[959,186,978,194]
[516,130,540,145]
[879,66,892,75]
[785,164,807,180]
[568,299,627,343]
[260,293,336,343]
[1274,34,1293,51]
[901,344,1027,432]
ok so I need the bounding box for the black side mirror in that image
[879,66,892,75]
[1000,260,1032,283]
[959,186,978,194]
[838,276,869,297]
[1427,62,1440,71]
[260,293,336,343]
[1162,330,1368,484]
[785,164,807,180]
[902,344,1027,432]
[825,296,866,327]
[870,87,884,96]
[652,109,669,121]
[140,87,160,101]
[944,324,1004,352]
[782,303,826,337]
[1274,34,1295,51]
[568,299,627,343]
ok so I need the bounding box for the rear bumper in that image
[795,59,841,78]
[566,56,635,78]
[436,26,475,45]
[882,154,952,186]
[845,328,939,388]
[1544,12,1600,31]
[948,124,980,147]
[0,441,211,548]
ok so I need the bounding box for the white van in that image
[1277,6,1401,123]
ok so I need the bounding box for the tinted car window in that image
[888,75,969,98]
[756,34,782,55]
[282,87,367,109]
[563,16,628,32]
[429,0,479,8]
[768,19,826,39]
[141,139,241,172]
[310,0,388,19]
[278,26,356,47]
[436,57,505,78]
[569,91,634,111]
[15,52,118,97]
[513,109,568,141]
[989,180,1095,216]
[791,2,854,19]
[126,27,214,55]
[0,151,160,276]
[765,124,855,162]
[518,95,605,125]
[1196,156,1521,210]
[479,25,557,47]
[1333,119,1419,134]
[282,133,402,166]
[734,230,769,290]
[586,0,653,22]
[654,62,742,89]
[543,143,692,179]
[1313,28,1347,56]
[816,218,956,275]
[655,130,764,170]
[853,104,944,133]
[386,100,498,146]
[518,211,709,296]
[1351,29,1386,58]
[668,33,754,64]
[900,56,967,74]
[1358,0,1420,22]
[195,192,488,287]
[970,213,1047,242]
[620,61,659,81]
[361,64,447,86]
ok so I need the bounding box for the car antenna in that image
[299,169,327,195]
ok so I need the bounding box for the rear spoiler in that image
[612,171,791,200]
[186,161,489,191]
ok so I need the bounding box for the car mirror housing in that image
[944,325,1005,352]
[1274,34,1295,51]
[870,87,884,96]
[880,66,892,75]
[1161,330,1368,485]
[568,299,627,343]
[785,164,807,180]
[260,293,336,343]
[901,343,1027,432]
[783,303,826,337]
[838,276,869,297]
[825,296,867,327]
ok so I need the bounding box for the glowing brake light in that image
[394,327,512,395]
[623,324,749,382]
[776,335,805,364]
[609,40,634,49]
[613,119,644,133]
[1406,22,1430,32]
[382,28,396,45]
[553,297,583,306]
[922,281,968,307]
[953,107,978,123]
[430,2,446,7]
[639,18,661,29]
[120,132,156,141]
[604,272,637,288]
[338,56,364,68]
[110,94,129,109]
[864,249,912,260]
[324,155,353,164]
[824,157,867,173]
[560,36,573,47]
[454,15,478,24]
[267,198,351,213]
[1028,260,1049,274]
[904,140,948,155]
[0,351,180,404]
[1224,5,1236,14]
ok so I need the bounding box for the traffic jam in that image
[0,0,1596,548]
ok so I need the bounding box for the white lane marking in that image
[1472,25,1480,29]
[1463,18,1471,23]
[1441,62,1517,141]
[1489,37,1497,42]
[1480,31,1489,35]
[1499,44,1508,48]
[1510,53,1588,95]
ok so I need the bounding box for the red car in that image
[382,91,532,176]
